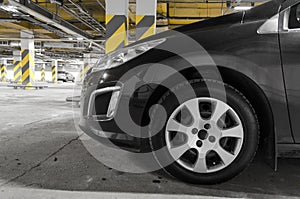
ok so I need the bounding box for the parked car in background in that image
[58,71,75,82]
[80,0,300,184]
[66,72,75,82]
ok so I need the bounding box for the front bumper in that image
[79,115,141,151]
[78,77,142,152]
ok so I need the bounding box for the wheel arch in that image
[217,66,276,170]
[141,65,276,169]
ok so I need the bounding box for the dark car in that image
[58,71,75,82]
[79,0,300,184]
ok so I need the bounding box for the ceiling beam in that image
[7,0,104,51]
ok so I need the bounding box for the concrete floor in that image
[1,82,300,198]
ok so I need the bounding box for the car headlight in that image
[92,38,166,72]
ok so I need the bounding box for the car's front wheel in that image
[149,80,259,184]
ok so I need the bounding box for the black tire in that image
[149,79,259,184]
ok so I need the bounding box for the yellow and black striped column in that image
[41,64,45,82]
[52,66,57,83]
[80,53,91,82]
[1,62,7,82]
[21,49,35,87]
[80,64,90,82]
[21,30,35,88]
[52,60,58,83]
[105,0,129,54]
[136,0,157,41]
[13,60,22,83]
[13,50,22,84]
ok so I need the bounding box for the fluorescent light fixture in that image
[0,18,20,22]
[0,5,19,13]
[68,37,73,41]
[234,6,253,11]
[77,37,84,41]
[50,0,63,6]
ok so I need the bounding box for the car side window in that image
[288,3,300,29]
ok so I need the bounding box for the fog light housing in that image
[87,86,122,121]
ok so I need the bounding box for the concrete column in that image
[136,0,157,40]
[105,0,129,54]
[80,54,91,82]
[41,63,45,82]
[52,60,58,83]
[1,59,7,82]
[21,30,35,87]
[13,50,22,84]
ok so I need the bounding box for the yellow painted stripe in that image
[169,18,201,25]
[84,66,90,73]
[22,69,30,80]
[126,18,129,45]
[80,67,90,75]
[106,14,115,24]
[106,23,126,54]
[21,54,29,66]
[15,71,22,79]
[30,70,35,81]
[13,64,21,72]
[136,15,145,25]
[139,23,155,40]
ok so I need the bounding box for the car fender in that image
[143,52,288,170]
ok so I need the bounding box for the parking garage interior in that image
[1,0,300,198]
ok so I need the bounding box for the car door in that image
[279,0,300,143]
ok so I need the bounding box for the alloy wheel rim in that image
[165,97,244,173]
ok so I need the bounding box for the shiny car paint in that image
[79,0,300,168]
